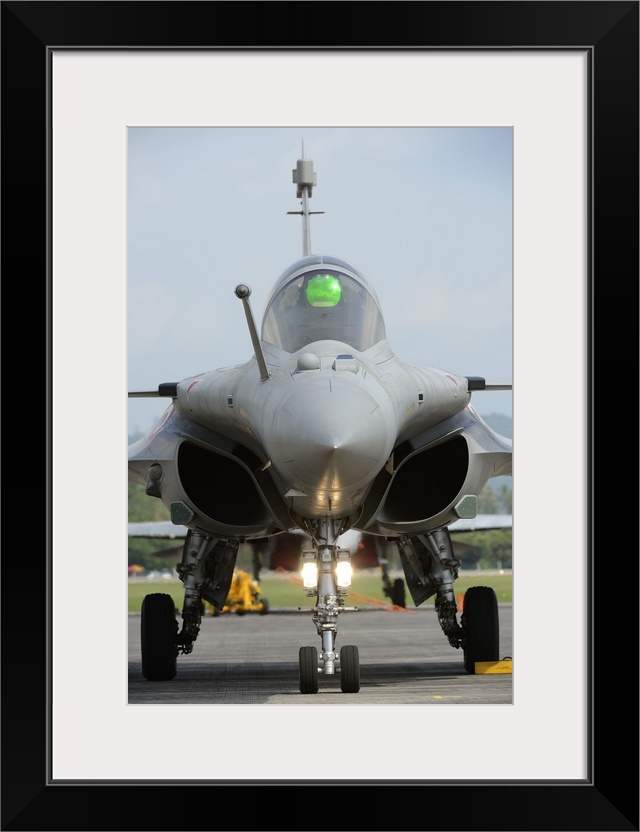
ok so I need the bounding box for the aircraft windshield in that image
[261,267,386,353]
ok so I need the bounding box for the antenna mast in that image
[289,140,324,256]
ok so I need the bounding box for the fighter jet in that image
[128,149,512,693]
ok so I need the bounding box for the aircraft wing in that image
[128,521,189,539]
[128,516,511,539]
[448,514,512,532]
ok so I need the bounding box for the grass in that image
[128,570,512,612]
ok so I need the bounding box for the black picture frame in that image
[2,2,638,830]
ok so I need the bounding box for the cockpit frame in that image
[261,255,387,354]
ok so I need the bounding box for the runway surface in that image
[128,604,512,705]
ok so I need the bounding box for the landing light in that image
[302,557,318,589]
[336,555,352,588]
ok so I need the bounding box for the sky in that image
[127,127,512,438]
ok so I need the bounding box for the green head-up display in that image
[306,274,342,307]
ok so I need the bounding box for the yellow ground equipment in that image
[208,569,270,616]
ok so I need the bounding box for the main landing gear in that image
[298,518,360,693]
[396,529,500,673]
[140,530,239,682]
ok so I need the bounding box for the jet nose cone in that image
[287,407,383,482]
[267,378,394,493]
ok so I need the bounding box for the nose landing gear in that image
[298,518,360,694]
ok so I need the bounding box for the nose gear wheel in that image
[299,646,319,694]
[339,645,360,693]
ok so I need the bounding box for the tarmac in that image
[128,603,513,705]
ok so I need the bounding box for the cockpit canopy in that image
[261,255,386,353]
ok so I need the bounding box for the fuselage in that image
[128,254,510,538]
[171,336,472,520]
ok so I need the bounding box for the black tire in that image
[299,646,319,694]
[259,598,269,615]
[390,578,406,608]
[340,645,361,693]
[462,585,499,674]
[141,593,178,681]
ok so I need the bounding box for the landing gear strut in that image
[298,518,360,693]
[378,537,407,608]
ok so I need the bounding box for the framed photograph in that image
[3,2,637,830]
